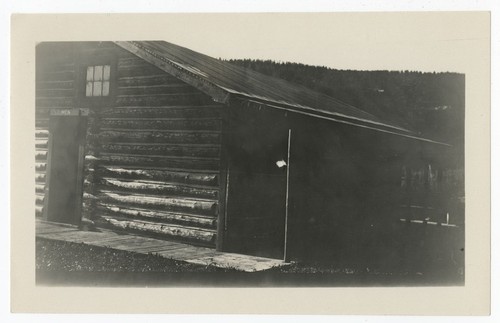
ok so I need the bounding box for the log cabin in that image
[35,41,463,266]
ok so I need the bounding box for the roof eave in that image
[114,41,230,104]
[234,96,451,147]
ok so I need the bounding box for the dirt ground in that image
[36,238,463,287]
[36,238,232,273]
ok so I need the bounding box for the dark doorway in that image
[224,109,290,259]
[45,112,87,225]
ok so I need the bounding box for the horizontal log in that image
[100,106,223,119]
[101,118,222,131]
[38,70,75,82]
[35,173,46,182]
[36,97,75,107]
[96,203,217,228]
[98,166,218,186]
[118,75,185,87]
[115,93,213,107]
[98,191,217,215]
[36,88,75,97]
[35,119,49,128]
[35,163,47,171]
[98,130,221,144]
[117,84,198,96]
[37,50,74,63]
[36,194,45,205]
[118,47,145,58]
[35,206,44,216]
[84,181,96,193]
[35,151,48,161]
[35,139,48,149]
[83,192,98,200]
[118,57,167,69]
[36,107,51,117]
[100,143,220,158]
[42,60,75,70]
[39,60,75,69]
[118,56,148,65]
[35,184,45,193]
[37,80,74,90]
[83,180,95,192]
[99,215,216,244]
[84,155,99,165]
[99,178,218,199]
[35,130,49,138]
[117,64,166,78]
[81,194,94,208]
[37,66,75,79]
[98,153,220,170]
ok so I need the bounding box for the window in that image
[86,65,111,97]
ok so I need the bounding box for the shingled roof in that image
[114,41,447,144]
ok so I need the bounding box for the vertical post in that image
[74,113,88,225]
[216,105,230,252]
[224,168,230,231]
[42,127,54,221]
[283,128,292,262]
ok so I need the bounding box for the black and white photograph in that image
[34,39,465,286]
[8,9,491,316]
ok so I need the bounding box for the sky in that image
[161,13,489,73]
[11,12,489,75]
[123,12,488,74]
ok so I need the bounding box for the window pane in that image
[93,81,102,96]
[86,81,93,96]
[86,66,94,81]
[103,65,111,81]
[94,65,103,81]
[102,81,110,96]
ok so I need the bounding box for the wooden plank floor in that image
[36,220,287,272]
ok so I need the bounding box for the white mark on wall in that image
[276,160,287,168]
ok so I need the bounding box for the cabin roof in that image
[114,41,447,144]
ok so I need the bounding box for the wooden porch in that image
[35,219,288,272]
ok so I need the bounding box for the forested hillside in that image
[226,59,465,153]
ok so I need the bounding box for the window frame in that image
[76,51,117,107]
[85,64,112,97]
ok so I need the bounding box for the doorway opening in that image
[44,109,88,225]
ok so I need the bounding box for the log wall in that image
[35,44,78,217]
[36,42,225,248]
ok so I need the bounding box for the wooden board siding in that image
[223,103,290,259]
[83,44,224,247]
